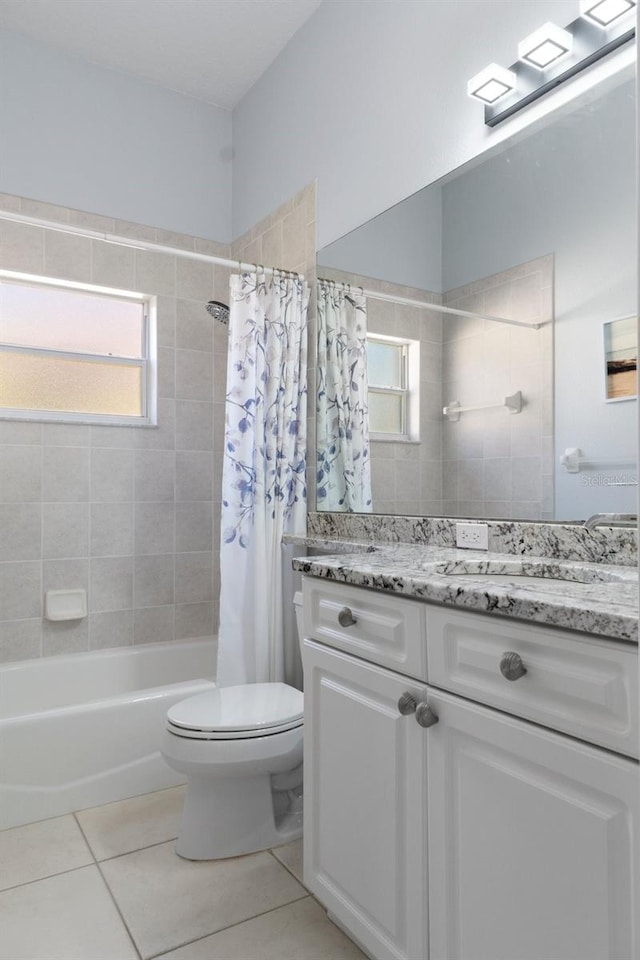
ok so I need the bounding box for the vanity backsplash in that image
[307,512,638,566]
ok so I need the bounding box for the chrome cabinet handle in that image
[416,702,439,728]
[338,606,357,627]
[398,692,417,716]
[500,651,527,681]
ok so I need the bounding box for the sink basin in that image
[435,559,632,585]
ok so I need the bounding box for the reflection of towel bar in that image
[443,391,522,422]
[560,447,637,475]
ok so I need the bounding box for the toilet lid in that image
[166,683,303,736]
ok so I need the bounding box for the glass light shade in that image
[580,0,636,26]
[467,64,516,104]
[518,23,573,69]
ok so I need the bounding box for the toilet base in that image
[176,772,302,860]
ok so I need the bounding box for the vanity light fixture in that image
[467,64,517,104]
[580,0,636,27]
[518,23,573,69]
[470,5,635,125]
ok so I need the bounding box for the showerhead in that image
[206,300,229,324]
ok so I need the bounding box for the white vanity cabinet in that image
[426,688,637,960]
[301,577,639,960]
[303,638,427,960]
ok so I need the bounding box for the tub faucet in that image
[583,513,638,532]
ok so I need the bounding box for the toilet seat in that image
[166,682,304,741]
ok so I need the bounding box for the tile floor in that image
[0,786,367,960]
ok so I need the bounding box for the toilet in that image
[161,592,304,860]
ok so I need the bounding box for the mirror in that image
[316,74,637,522]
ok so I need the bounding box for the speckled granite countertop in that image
[290,540,638,644]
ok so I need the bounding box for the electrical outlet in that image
[456,522,489,550]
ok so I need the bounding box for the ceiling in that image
[0,0,323,109]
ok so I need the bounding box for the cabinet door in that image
[302,638,427,960]
[426,689,638,960]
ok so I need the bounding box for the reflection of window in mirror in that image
[367,334,419,442]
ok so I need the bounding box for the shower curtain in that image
[217,271,309,687]
[316,281,372,512]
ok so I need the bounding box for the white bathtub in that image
[0,638,216,830]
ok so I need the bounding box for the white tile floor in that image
[0,786,367,960]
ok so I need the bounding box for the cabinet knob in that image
[398,692,417,716]
[338,606,357,627]
[416,702,439,728]
[499,651,527,681]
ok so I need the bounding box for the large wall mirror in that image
[316,71,637,523]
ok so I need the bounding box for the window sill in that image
[0,411,157,428]
[369,434,421,444]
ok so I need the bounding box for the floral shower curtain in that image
[217,271,309,687]
[316,281,372,512]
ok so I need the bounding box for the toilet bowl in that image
[160,592,305,860]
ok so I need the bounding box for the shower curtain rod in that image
[318,277,541,330]
[0,211,305,280]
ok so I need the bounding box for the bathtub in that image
[0,637,216,830]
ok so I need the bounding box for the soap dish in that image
[45,589,88,621]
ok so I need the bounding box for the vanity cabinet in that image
[427,688,637,960]
[303,638,427,960]
[301,578,639,960]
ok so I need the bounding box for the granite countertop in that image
[291,541,639,644]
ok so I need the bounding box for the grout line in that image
[267,847,308,891]
[96,860,144,960]
[95,835,180,865]
[0,860,96,894]
[145,892,311,960]
[39,438,44,656]
[72,810,99,862]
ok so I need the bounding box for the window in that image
[0,271,156,425]
[367,334,419,441]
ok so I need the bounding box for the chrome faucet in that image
[583,513,638,532]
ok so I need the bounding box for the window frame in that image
[366,332,420,443]
[0,270,157,427]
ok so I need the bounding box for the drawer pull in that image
[398,692,417,716]
[338,606,357,627]
[500,651,527,681]
[416,703,439,728]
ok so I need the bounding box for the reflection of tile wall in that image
[442,255,554,520]
[0,193,233,662]
[0,185,317,662]
[317,268,444,515]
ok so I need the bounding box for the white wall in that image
[318,185,443,292]
[0,31,233,241]
[2,2,630,253]
[232,0,582,247]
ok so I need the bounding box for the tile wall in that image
[0,184,317,662]
[442,255,554,520]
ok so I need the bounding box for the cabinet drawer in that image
[427,607,638,758]
[302,577,426,680]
